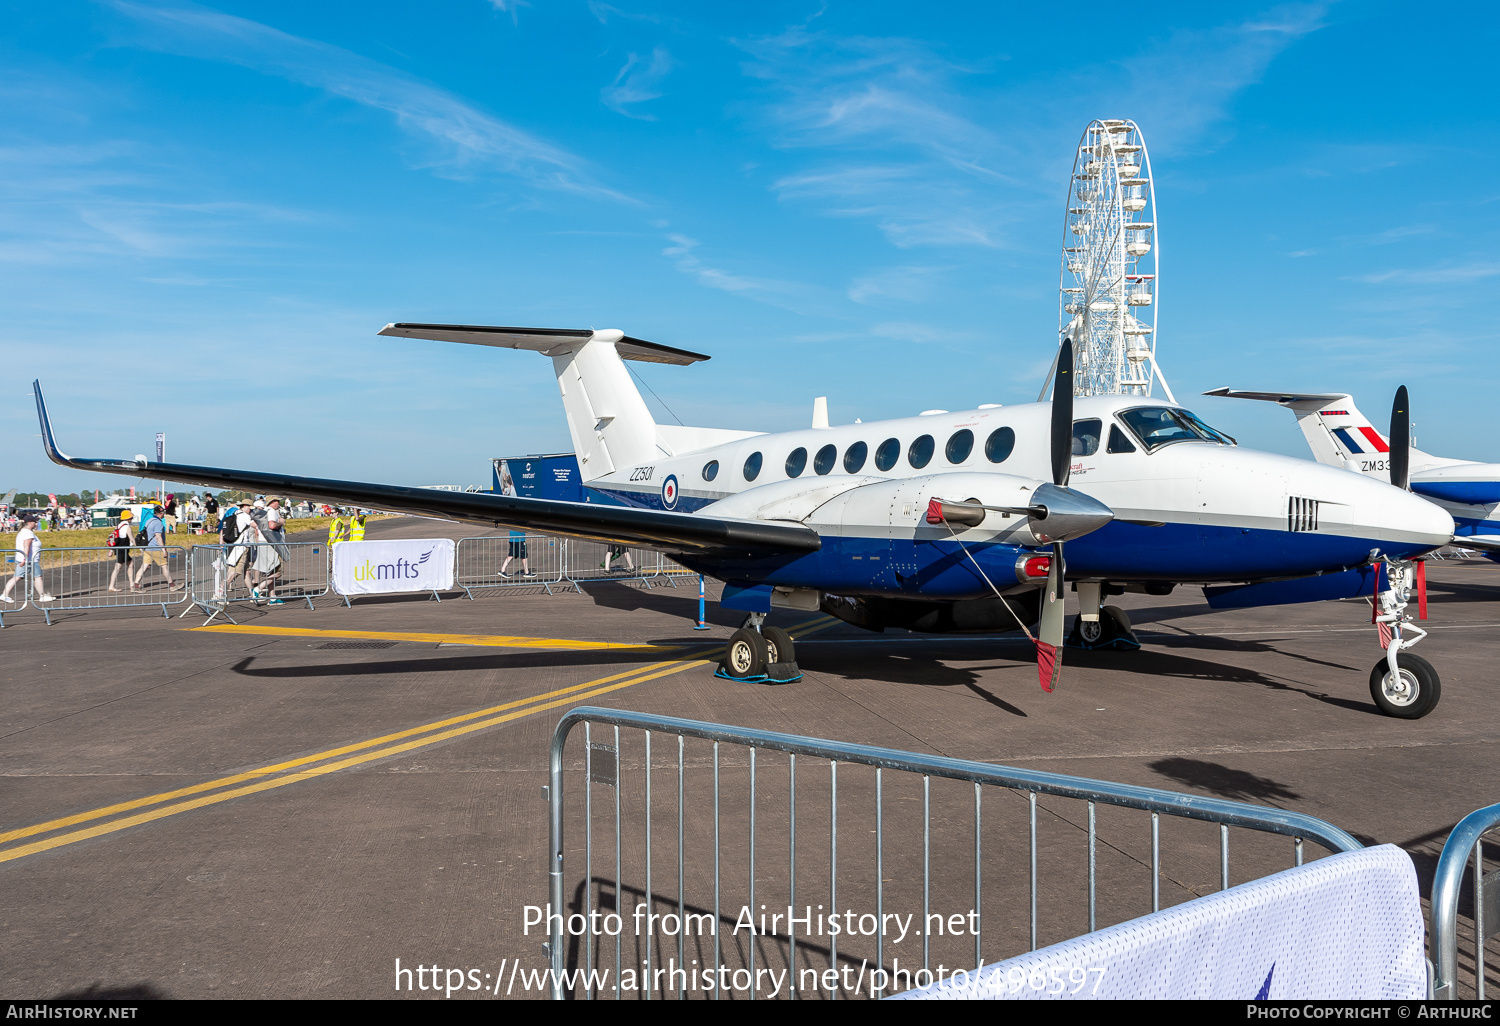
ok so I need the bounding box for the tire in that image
[762,626,795,666]
[723,628,769,679]
[1368,652,1440,719]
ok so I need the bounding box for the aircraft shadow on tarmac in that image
[227,645,714,680]
[1147,758,1303,807]
[796,637,1380,717]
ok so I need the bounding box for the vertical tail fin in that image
[549,331,659,481]
[1204,388,1392,480]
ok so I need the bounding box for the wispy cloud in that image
[109,1,627,200]
[848,264,944,303]
[1352,262,1500,285]
[738,4,1328,247]
[661,233,832,315]
[602,47,674,121]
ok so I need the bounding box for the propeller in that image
[921,339,1112,692]
[1389,385,1409,491]
[1035,340,1076,692]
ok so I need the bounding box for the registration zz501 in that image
[999,965,1106,995]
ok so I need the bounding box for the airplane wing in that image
[31,381,817,559]
[1453,535,1500,553]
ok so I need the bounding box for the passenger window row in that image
[727,427,1018,482]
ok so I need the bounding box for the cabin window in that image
[875,438,900,471]
[785,447,808,478]
[843,441,868,473]
[908,434,935,469]
[985,427,1015,463]
[743,452,763,481]
[945,429,974,464]
[1105,425,1136,454]
[814,444,837,476]
[1072,419,1102,457]
[702,460,720,481]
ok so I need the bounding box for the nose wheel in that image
[1369,652,1440,719]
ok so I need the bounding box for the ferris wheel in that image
[1051,119,1174,402]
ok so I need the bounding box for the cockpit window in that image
[1177,409,1236,445]
[1119,407,1232,452]
[1072,419,1102,457]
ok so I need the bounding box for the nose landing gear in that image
[1369,557,1439,719]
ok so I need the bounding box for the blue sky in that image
[4,1,1497,494]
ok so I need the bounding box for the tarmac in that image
[2,515,1498,999]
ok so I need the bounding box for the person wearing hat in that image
[2,514,53,604]
[107,509,136,592]
[130,504,177,591]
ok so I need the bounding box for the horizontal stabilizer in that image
[31,381,816,559]
[1203,567,1376,610]
[378,323,710,366]
[1203,387,1350,405]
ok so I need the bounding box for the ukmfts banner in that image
[332,539,455,596]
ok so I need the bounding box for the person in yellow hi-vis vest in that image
[348,512,367,542]
[327,513,349,546]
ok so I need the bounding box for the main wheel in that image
[762,626,795,665]
[723,628,769,679]
[1368,652,1440,719]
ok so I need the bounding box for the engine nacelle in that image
[805,472,1055,546]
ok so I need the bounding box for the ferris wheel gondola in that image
[1045,119,1174,402]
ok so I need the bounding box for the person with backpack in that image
[130,505,177,590]
[106,509,136,592]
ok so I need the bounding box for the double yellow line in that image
[0,616,837,865]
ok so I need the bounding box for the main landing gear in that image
[1066,581,1141,651]
[1368,558,1439,719]
[717,612,804,683]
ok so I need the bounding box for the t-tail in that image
[377,323,759,482]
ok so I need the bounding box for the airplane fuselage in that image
[584,395,1453,599]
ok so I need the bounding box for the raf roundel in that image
[661,474,679,510]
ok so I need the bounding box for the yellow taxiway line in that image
[0,615,840,864]
[187,624,678,651]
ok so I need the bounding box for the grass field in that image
[1,516,400,568]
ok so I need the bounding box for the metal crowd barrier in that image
[455,534,566,597]
[546,707,1360,1000]
[186,541,331,623]
[1430,802,1500,999]
[562,539,659,590]
[2,545,191,625]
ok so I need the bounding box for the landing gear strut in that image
[1369,558,1439,718]
[1066,581,1140,651]
[717,613,803,683]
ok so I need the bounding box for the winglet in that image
[33,379,70,466]
[33,380,147,473]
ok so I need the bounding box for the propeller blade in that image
[1051,339,1075,488]
[1389,385,1410,490]
[1036,542,1066,692]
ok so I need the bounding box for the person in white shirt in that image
[2,515,53,604]
[221,502,264,598]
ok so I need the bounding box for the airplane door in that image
[888,479,927,590]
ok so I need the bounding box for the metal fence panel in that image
[1430,801,1500,999]
[455,534,565,596]
[564,539,658,589]
[3,545,191,623]
[546,706,1361,1000]
[188,541,330,618]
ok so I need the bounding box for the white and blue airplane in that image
[1206,387,1500,557]
[32,325,1453,716]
